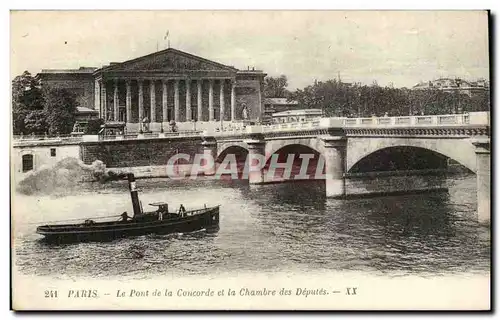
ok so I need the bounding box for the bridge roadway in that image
[201,112,490,223]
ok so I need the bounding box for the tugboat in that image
[36,173,220,243]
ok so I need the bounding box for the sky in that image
[10,10,490,89]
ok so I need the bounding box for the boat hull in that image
[36,206,219,244]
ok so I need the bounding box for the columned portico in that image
[93,48,266,132]
[101,77,240,127]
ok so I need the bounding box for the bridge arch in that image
[216,142,249,163]
[264,138,325,163]
[263,143,325,181]
[216,141,248,159]
[346,137,477,173]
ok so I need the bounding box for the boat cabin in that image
[149,202,169,214]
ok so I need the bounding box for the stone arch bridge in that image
[203,113,490,222]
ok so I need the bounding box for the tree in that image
[24,110,48,135]
[11,71,44,134]
[264,75,290,98]
[42,88,78,135]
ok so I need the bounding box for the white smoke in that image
[15,158,111,195]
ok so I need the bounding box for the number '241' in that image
[45,290,58,298]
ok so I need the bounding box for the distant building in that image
[36,48,267,132]
[263,98,302,123]
[412,78,489,96]
[272,109,323,123]
[264,98,300,114]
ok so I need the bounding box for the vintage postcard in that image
[10,10,491,310]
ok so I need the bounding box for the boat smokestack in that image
[127,173,142,217]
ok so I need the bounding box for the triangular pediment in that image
[100,48,237,73]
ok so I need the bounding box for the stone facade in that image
[37,48,266,132]
[37,68,97,110]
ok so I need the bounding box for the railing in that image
[12,130,206,145]
[340,112,486,127]
[12,134,84,144]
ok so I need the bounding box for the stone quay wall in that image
[80,136,204,168]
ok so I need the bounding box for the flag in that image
[164,31,169,40]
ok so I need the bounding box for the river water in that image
[13,174,490,280]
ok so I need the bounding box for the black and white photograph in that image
[10,10,491,310]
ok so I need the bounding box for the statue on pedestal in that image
[242,104,248,121]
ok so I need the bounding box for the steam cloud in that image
[15,158,124,196]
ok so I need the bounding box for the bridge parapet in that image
[205,112,489,139]
[341,111,488,127]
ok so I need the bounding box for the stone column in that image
[231,79,236,121]
[162,80,168,123]
[197,80,203,122]
[150,80,156,123]
[209,79,214,121]
[101,82,107,121]
[113,79,119,121]
[201,140,217,176]
[138,80,144,130]
[322,136,347,198]
[174,79,180,122]
[149,79,156,123]
[220,79,225,121]
[125,80,131,123]
[186,79,192,121]
[94,79,100,117]
[473,138,490,223]
[245,137,266,184]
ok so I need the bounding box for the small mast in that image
[127,173,142,217]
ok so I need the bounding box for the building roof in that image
[95,48,240,74]
[39,67,98,74]
[264,98,298,105]
[272,109,323,117]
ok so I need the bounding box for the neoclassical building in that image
[37,48,267,132]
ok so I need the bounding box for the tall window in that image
[22,154,33,172]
